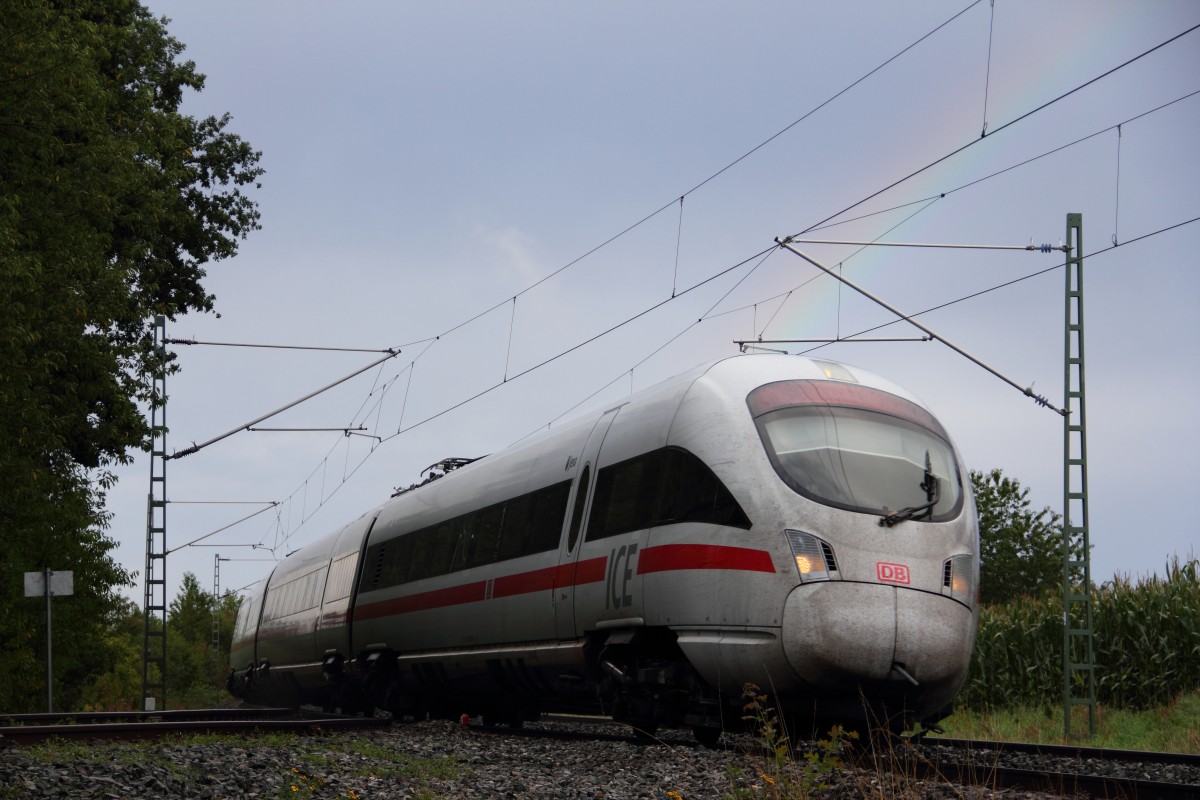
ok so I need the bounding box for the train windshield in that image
[748,380,963,521]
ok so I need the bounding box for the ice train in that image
[228,354,979,743]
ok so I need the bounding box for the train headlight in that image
[786,530,838,583]
[812,359,858,383]
[942,554,974,605]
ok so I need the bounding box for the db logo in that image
[877,562,911,585]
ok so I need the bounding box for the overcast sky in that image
[111,1,1199,603]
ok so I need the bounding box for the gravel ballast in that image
[1,717,1193,798]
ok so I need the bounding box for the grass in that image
[18,737,202,787]
[933,690,1200,753]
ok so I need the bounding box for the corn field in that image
[959,557,1200,711]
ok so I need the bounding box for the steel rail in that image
[917,754,1200,800]
[0,709,390,746]
[904,737,1200,800]
[0,707,293,726]
[925,735,1200,767]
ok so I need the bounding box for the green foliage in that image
[960,558,1200,711]
[943,690,1200,753]
[165,573,241,707]
[76,598,144,711]
[65,573,241,711]
[1092,559,1200,709]
[971,468,1077,604]
[0,485,134,712]
[0,1,261,712]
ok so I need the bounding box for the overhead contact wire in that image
[680,0,985,199]
[263,21,1197,548]
[796,216,1200,355]
[673,196,684,298]
[807,88,1199,236]
[1113,124,1123,247]
[981,0,996,137]
[797,22,1200,236]
[258,0,992,546]
[436,0,984,343]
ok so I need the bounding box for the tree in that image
[970,468,1079,604]
[0,1,262,711]
[77,598,144,712]
[166,572,240,707]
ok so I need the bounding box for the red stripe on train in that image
[353,557,609,621]
[355,580,486,620]
[637,543,776,574]
[491,556,608,598]
[354,546,771,620]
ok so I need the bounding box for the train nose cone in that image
[782,582,973,719]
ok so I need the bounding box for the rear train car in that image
[229,354,979,741]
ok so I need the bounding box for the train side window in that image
[496,493,532,562]
[449,515,473,573]
[363,537,409,592]
[363,480,573,591]
[466,504,505,568]
[232,599,250,637]
[566,465,591,552]
[309,567,328,609]
[530,480,570,553]
[235,593,262,638]
[586,447,750,541]
[325,553,358,601]
[392,534,416,584]
[495,481,570,560]
[587,450,666,540]
[660,448,752,529]
[280,581,295,617]
[363,543,385,592]
[410,519,459,581]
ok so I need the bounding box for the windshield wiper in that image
[879,451,940,527]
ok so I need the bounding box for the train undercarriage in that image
[231,626,733,745]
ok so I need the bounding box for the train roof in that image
[274,354,942,565]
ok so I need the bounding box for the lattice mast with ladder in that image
[1062,213,1096,737]
[142,315,168,711]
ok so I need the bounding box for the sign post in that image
[24,569,74,713]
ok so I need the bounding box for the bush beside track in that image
[960,557,1200,711]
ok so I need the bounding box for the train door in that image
[553,408,619,640]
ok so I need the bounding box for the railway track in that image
[530,716,1200,798]
[891,735,1200,800]
[0,707,391,745]
[3,709,1197,798]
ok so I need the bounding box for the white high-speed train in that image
[228,354,979,743]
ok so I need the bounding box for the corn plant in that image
[960,557,1199,711]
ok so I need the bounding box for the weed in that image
[342,737,460,781]
[731,683,856,798]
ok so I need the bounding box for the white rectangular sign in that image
[23,571,74,597]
